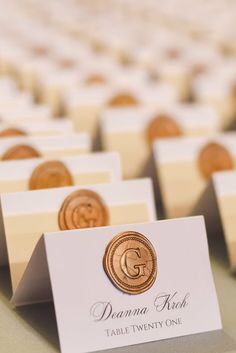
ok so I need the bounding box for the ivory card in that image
[1,178,156,291]
[192,74,236,128]
[0,152,121,267]
[0,104,52,122]
[12,217,222,353]
[0,119,73,137]
[153,133,236,218]
[0,133,91,160]
[39,70,80,116]
[101,104,220,179]
[192,170,236,273]
[0,152,121,193]
[66,83,177,139]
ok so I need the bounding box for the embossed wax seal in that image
[0,128,27,138]
[146,115,183,143]
[103,231,157,295]
[198,142,234,179]
[1,144,41,160]
[58,189,109,230]
[108,93,138,107]
[29,160,73,190]
[85,74,106,85]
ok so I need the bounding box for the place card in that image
[0,133,90,161]
[192,170,236,273]
[18,56,56,95]
[101,104,220,178]
[151,58,190,101]
[0,119,73,138]
[0,104,52,123]
[66,82,177,141]
[39,70,80,116]
[153,132,236,218]
[192,73,236,128]
[0,152,121,268]
[0,151,121,192]
[1,178,156,291]
[12,217,222,353]
[0,91,33,110]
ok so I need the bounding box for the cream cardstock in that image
[0,152,121,193]
[18,56,56,94]
[0,120,73,137]
[0,92,33,109]
[12,217,222,353]
[192,75,236,128]
[1,178,156,291]
[39,70,80,116]
[192,170,236,273]
[0,104,52,122]
[66,83,177,139]
[0,133,91,160]
[101,104,220,179]
[154,133,236,218]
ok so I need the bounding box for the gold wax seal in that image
[0,128,27,138]
[166,48,181,59]
[85,74,106,85]
[146,115,183,143]
[191,64,207,77]
[58,58,76,69]
[108,93,138,107]
[29,160,73,190]
[58,189,109,230]
[103,231,157,295]
[32,45,49,57]
[2,144,41,160]
[198,142,234,179]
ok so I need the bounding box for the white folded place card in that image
[0,119,73,137]
[0,91,33,108]
[192,170,236,273]
[0,104,52,122]
[0,133,90,161]
[0,152,121,193]
[66,83,177,139]
[0,152,121,268]
[192,74,236,128]
[154,132,236,218]
[1,178,156,291]
[39,69,80,116]
[101,104,220,178]
[12,217,222,353]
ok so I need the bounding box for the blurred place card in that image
[66,82,177,140]
[0,152,121,267]
[101,104,219,179]
[12,217,222,353]
[0,103,52,122]
[192,73,236,128]
[1,178,156,291]
[0,119,73,138]
[192,170,236,273]
[154,133,236,218]
[0,133,91,161]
